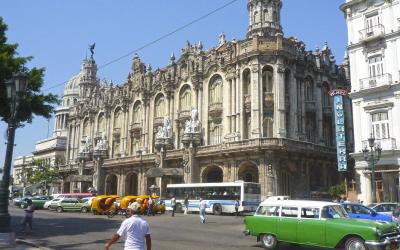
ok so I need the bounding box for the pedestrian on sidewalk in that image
[21,199,34,233]
[183,195,189,215]
[199,198,207,223]
[171,195,176,217]
[147,197,153,216]
[105,202,151,250]
[234,197,240,217]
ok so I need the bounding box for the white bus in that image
[164,181,261,215]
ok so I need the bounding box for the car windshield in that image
[321,205,348,219]
[367,203,377,208]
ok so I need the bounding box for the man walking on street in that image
[199,198,207,223]
[21,199,34,233]
[171,195,176,217]
[184,195,189,215]
[234,198,240,217]
[105,202,151,250]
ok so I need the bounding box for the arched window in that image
[179,85,192,111]
[263,114,274,138]
[97,113,106,133]
[209,122,222,145]
[253,11,260,24]
[273,11,278,22]
[82,119,90,138]
[262,66,274,93]
[133,103,143,124]
[322,83,331,107]
[155,95,166,118]
[114,108,123,129]
[243,69,251,95]
[305,78,314,101]
[263,9,268,22]
[209,76,223,104]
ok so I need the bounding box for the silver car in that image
[368,202,398,215]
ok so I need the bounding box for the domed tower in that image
[54,71,81,137]
[247,0,283,38]
[78,57,98,98]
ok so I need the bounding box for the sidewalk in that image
[13,239,51,250]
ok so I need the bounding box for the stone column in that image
[315,83,323,144]
[93,157,104,194]
[250,64,261,138]
[144,101,150,152]
[289,71,298,139]
[275,65,286,138]
[223,78,231,137]
[235,73,240,137]
[232,78,237,134]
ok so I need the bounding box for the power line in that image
[43,0,240,92]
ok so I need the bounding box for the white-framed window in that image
[371,111,390,139]
[366,13,380,33]
[368,55,384,77]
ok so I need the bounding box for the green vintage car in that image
[48,198,86,212]
[20,196,52,209]
[244,200,400,250]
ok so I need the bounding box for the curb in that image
[16,239,53,250]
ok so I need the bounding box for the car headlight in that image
[376,227,382,237]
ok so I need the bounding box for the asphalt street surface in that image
[9,205,332,250]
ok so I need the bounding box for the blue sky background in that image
[0,0,347,167]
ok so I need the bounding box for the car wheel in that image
[56,206,63,213]
[212,204,222,215]
[81,207,88,213]
[345,237,366,250]
[260,234,277,250]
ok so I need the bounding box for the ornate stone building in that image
[341,0,400,203]
[56,0,353,199]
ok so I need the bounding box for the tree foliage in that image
[0,17,59,124]
[25,159,61,185]
[328,182,346,198]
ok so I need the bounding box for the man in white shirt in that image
[105,202,151,250]
[199,198,207,223]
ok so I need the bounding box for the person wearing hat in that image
[105,202,151,250]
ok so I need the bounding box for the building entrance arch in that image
[238,163,259,183]
[105,174,118,195]
[202,166,223,183]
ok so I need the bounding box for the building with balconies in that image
[341,0,400,203]
[18,1,353,199]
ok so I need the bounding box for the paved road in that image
[9,206,330,250]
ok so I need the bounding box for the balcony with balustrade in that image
[153,117,164,127]
[305,101,316,112]
[208,102,223,117]
[359,73,392,91]
[362,138,397,151]
[263,92,274,109]
[113,128,121,141]
[130,122,142,136]
[177,110,191,122]
[244,95,251,113]
[359,24,385,43]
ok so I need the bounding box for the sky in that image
[0,0,347,168]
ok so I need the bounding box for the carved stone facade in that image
[34,0,353,198]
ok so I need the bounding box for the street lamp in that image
[362,133,382,203]
[0,72,28,238]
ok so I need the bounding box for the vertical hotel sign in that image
[329,89,348,172]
